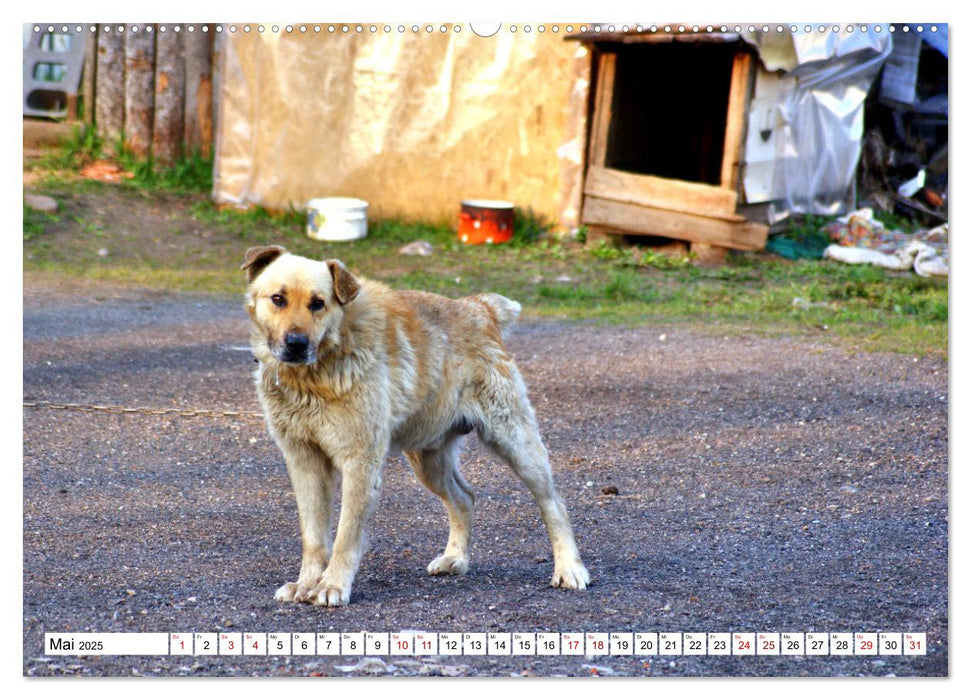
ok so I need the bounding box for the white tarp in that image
[742,27,893,221]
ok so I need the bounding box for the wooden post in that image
[183,27,213,158]
[153,28,186,167]
[81,27,97,125]
[124,24,155,159]
[94,25,124,154]
[720,49,754,192]
[211,27,224,162]
[587,50,617,168]
[705,48,755,263]
[691,242,730,266]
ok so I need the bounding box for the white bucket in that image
[307,197,368,241]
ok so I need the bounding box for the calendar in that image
[44,631,928,657]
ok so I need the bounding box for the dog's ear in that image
[328,260,361,305]
[241,245,286,282]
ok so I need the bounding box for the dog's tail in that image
[471,293,521,337]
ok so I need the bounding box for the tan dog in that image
[242,245,590,606]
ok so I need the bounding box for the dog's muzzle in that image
[278,331,313,364]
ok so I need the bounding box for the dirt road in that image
[22,287,948,677]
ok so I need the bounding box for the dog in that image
[242,245,590,606]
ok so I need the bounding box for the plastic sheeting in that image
[742,27,892,222]
[213,29,590,227]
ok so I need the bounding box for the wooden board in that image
[183,29,213,158]
[81,29,97,124]
[94,27,124,154]
[582,195,768,251]
[211,28,225,162]
[720,50,753,191]
[124,25,155,158]
[587,51,616,168]
[584,165,739,220]
[153,31,185,166]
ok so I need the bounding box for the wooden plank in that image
[582,195,768,251]
[153,30,186,167]
[587,51,616,168]
[584,165,740,220]
[183,28,213,158]
[94,26,124,154]
[124,24,155,158]
[720,50,753,191]
[211,27,225,164]
[81,27,97,124]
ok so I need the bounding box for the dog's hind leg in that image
[476,369,591,590]
[274,441,335,603]
[406,436,475,576]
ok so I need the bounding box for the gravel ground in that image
[22,287,948,677]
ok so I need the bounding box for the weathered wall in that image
[213,28,590,228]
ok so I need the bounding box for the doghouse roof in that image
[565,30,743,45]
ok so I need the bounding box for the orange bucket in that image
[458,199,514,245]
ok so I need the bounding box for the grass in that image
[33,124,215,195]
[120,151,214,194]
[23,204,59,241]
[22,153,948,359]
[35,123,103,171]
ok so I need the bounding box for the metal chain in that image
[23,400,264,420]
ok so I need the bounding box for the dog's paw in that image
[551,561,591,590]
[275,580,322,603]
[274,582,299,602]
[311,583,351,607]
[427,554,469,576]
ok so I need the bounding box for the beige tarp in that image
[213,28,590,229]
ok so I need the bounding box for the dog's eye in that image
[309,298,325,312]
[270,294,287,308]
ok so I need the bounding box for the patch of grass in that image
[871,208,919,233]
[37,124,103,170]
[367,218,456,248]
[536,281,601,302]
[118,150,214,194]
[601,269,658,302]
[589,239,624,261]
[189,199,301,239]
[630,249,693,271]
[511,207,555,248]
[68,214,106,238]
[29,125,215,196]
[788,213,836,238]
[589,239,692,272]
[23,204,59,240]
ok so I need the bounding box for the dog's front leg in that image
[275,441,335,603]
[311,452,384,607]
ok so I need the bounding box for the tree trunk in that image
[153,29,186,167]
[94,26,124,154]
[183,28,213,159]
[123,24,155,159]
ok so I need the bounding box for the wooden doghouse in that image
[570,31,769,258]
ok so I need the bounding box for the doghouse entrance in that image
[605,42,736,185]
[579,35,768,252]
